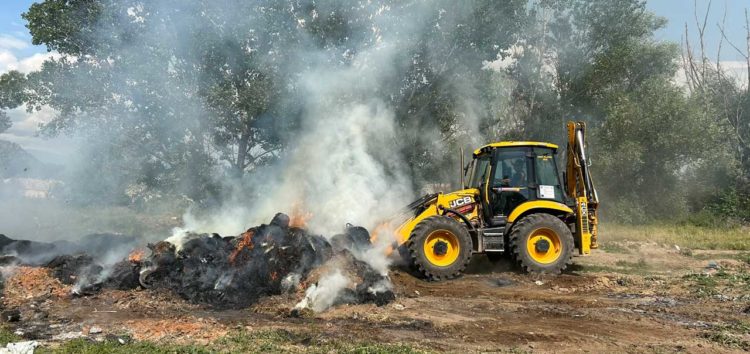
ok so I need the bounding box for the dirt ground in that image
[3,241,750,353]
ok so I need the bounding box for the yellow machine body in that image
[395,189,480,245]
[393,122,599,262]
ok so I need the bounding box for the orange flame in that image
[369,221,400,256]
[128,249,145,263]
[289,202,313,228]
[229,230,254,265]
[368,221,392,244]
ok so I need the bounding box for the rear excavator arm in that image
[565,121,599,254]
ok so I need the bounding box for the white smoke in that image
[294,269,351,312]
[250,101,412,235]
[172,8,422,280]
[179,44,415,239]
[169,206,256,240]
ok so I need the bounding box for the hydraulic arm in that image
[565,121,599,254]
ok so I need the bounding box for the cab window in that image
[469,154,491,188]
[490,148,530,216]
[492,149,528,188]
[534,147,563,202]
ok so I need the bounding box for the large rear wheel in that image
[407,216,472,281]
[509,213,573,274]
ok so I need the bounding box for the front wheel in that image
[407,216,472,281]
[509,213,574,274]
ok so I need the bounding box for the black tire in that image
[139,267,155,288]
[407,216,472,281]
[396,245,414,269]
[509,213,574,274]
[344,225,371,253]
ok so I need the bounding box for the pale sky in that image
[0,1,68,163]
[1,0,749,162]
[647,0,750,61]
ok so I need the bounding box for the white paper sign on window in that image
[539,185,555,199]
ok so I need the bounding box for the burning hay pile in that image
[0,213,394,313]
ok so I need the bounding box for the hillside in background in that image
[0,139,57,179]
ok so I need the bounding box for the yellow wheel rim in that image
[423,230,460,267]
[526,227,562,264]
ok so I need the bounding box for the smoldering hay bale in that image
[138,213,392,310]
[136,215,325,308]
[294,249,395,313]
[0,213,395,311]
[45,254,101,285]
[101,260,141,290]
[44,254,139,296]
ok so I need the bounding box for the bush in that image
[605,196,648,224]
[706,187,750,222]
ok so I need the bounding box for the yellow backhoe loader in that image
[393,121,599,280]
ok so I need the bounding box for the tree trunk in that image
[235,130,250,177]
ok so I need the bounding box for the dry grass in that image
[600,223,750,250]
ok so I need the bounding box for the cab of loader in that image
[394,121,598,281]
[467,143,565,224]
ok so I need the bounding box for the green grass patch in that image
[0,326,21,347]
[702,331,750,351]
[32,329,427,354]
[682,273,719,297]
[724,321,750,333]
[601,223,750,250]
[713,270,750,288]
[215,329,424,353]
[36,339,210,354]
[682,270,750,297]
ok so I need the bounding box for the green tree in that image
[595,79,709,220]
[0,71,29,134]
[678,4,750,221]
[23,0,103,55]
[501,0,706,220]
[22,0,219,203]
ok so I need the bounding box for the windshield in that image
[493,149,528,188]
[490,147,530,216]
[468,154,491,188]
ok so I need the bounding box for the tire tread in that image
[407,216,472,281]
[508,213,574,274]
